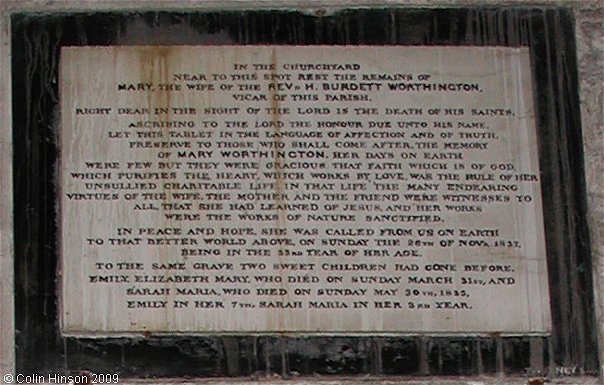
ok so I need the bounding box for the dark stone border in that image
[11,7,599,377]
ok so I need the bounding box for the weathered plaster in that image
[0,1,602,384]
[0,5,15,381]
[0,0,602,13]
[575,5,604,380]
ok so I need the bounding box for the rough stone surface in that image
[0,3,15,379]
[122,377,602,384]
[575,4,604,380]
[34,376,604,384]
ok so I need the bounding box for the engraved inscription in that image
[60,46,551,335]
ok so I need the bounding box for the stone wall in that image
[575,4,604,379]
[0,1,602,383]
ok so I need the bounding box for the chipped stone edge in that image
[0,1,602,383]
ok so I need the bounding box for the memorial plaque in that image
[60,46,551,335]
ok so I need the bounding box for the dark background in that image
[11,7,599,378]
